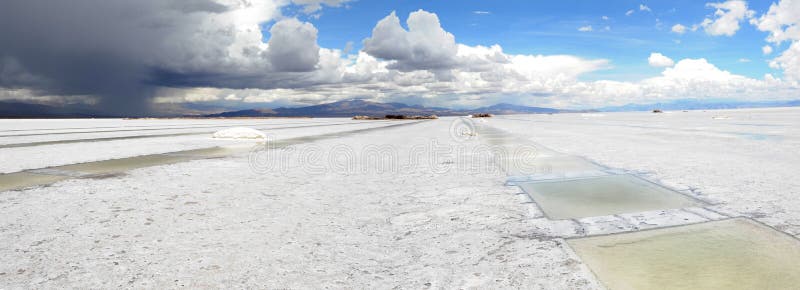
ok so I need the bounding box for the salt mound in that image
[212,127,266,139]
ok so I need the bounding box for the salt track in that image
[0,108,798,288]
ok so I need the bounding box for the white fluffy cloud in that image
[769,42,800,80]
[751,0,800,80]
[763,45,774,55]
[363,10,459,73]
[672,24,687,34]
[750,0,800,44]
[648,53,675,67]
[291,0,352,13]
[661,58,738,81]
[701,0,754,36]
[578,25,593,32]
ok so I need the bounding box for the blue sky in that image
[288,0,779,81]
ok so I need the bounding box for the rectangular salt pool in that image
[502,155,605,177]
[568,218,800,290]
[518,174,699,219]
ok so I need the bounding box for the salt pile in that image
[212,127,267,139]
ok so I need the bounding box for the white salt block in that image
[212,127,266,139]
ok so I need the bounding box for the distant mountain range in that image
[203,99,573,118]
[2,98,799,118]
[599,99,800,112]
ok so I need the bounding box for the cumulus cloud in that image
[626,10,635,16]
[578,25,593,32]
[751,0,800,81]
[661,59,743,81]
[363,10,459,73]
[291,0,352,13]
[750,0,800,44]
[597,58,781,107]
[763,45,774,55]
[158,55,797,110]
[769,42,800,81]
[648,53,675,67]
[639,4,651,12]
[265,19,321,72]
[701,0,754,36]
[672,24,688,34]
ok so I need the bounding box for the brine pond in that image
[518,174,700,219]
[568,218,800,290]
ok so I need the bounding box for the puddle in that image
[0,172,69,192]
[518,174,699,219]
[502,155,605,177]
[52,154,195,175]
[568,218,800,290]
[165,146,246,158]
[474,124,581,176]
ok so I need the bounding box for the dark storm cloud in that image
[168,0,229,14]
[0,0,172,113]
[0,0,326,115]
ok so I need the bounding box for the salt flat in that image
[1,108,799,288]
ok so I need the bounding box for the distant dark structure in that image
[353,114,438,120]
[471,113,493,118]
[652,109,663,113]
[384,114,438,120]
[352,115,382,120]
